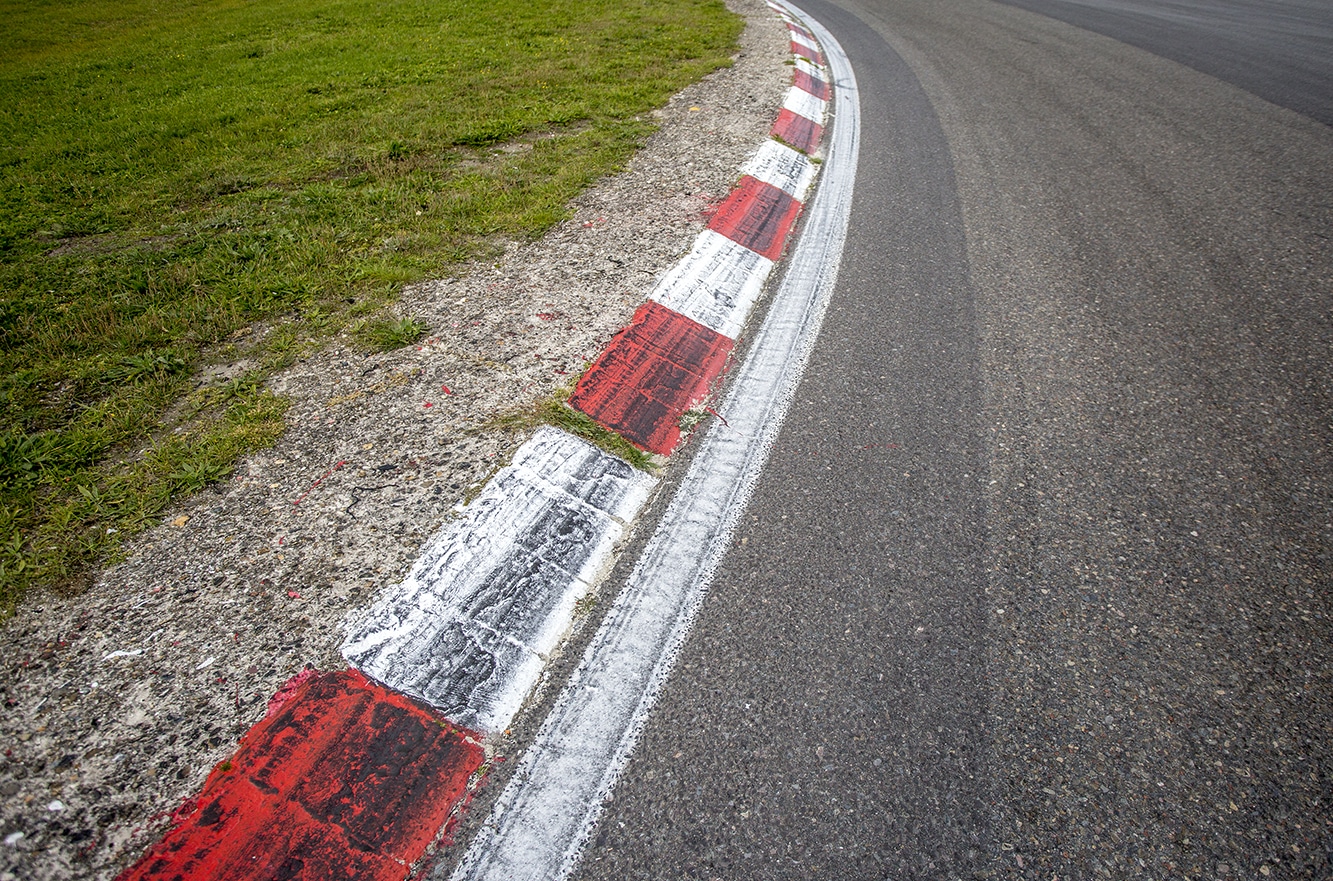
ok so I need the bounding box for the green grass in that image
[0,0,742,614]
[353,316,429,352]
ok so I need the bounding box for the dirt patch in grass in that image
[0,0,792,878]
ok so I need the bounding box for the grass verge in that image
[0,0,741,614]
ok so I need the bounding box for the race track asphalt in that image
[573,0,1333,877]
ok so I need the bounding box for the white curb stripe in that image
[741,139,817,201]
[342,427,654,733]
[648,230,776,339]
[447,3,859,877]
[782,86,827,124]
[788,23,817,43]
[795,56,826,82]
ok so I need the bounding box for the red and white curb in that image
[117,3,848,879]
[342,427,655,734]
[568,22,829,454]
[451,3,858,879]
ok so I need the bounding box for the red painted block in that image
[119,669,485,881]
[789,40,823,65]
[793,69,830,101]
[569,301,733,456]
[772,108,824,154]
[707,176,803,262]
[787,23,815,43]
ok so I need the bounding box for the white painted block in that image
[342,427,655,733]
[742,140,817,201]
[648,230,776,340]
[782,86,827,125]
[795,57,826,82]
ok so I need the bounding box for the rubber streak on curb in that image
[118,8,830,879]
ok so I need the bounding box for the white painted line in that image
[447,3,859,877]
[796,56,826,82]
[741,140,817,201]
[648,229,776,339]
[782,85,827,125]
[342,427,655,734]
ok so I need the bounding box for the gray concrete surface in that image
[572,0,1333,877]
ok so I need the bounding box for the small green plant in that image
[353,316,428,352]
[572,591,598,618]
[677,408,706,432]
[168,459,231,492]
[106,350,190,383]
[488,385,654,471]
[217,373,261,402]
[0,431,62,484]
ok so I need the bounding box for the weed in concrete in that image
[488,387,654,472]
[353,317,428,353]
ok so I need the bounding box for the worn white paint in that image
[647,230,776,339]
[782,85,827,125]
[342,427,655,733]
[795,56,827,83]
[742,139,817,201]
[447,5,860,878]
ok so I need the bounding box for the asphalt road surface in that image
[996,0,1333,126]
[573,0,1333,878]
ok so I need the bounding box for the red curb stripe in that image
[119,670,485,881]
[787,23,815,42]
[789,40,823,65]
[568,301,733,456]
[772,108,824,154]
[793,69,830,101]
[706,176,803,262]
